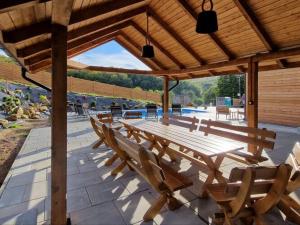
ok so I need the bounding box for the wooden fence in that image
[0,61,161,103]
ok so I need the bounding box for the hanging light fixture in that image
[142,11,155,58]
[196,0,218,34]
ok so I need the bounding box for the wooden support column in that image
[246,57,258,153]
[163,77,169,114]
[51,23,68,225]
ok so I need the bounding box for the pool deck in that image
[0,112,299,225]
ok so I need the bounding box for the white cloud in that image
[71,49,150,70]
[0,49,8,56]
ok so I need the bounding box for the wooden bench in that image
[97,113,113,123]
[278,142,300,224]
[207,164,292,225]
[199,119,276,164]
[107,126,193,221]
[160,114,199,131]
[216,106,231,120]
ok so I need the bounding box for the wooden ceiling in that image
[1,0,300,80]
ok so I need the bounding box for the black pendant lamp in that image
[142,12,155,58]
[196,0,218,34]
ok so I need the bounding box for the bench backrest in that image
[97,113,113,123]
[124,111,143,119]
[225,164,291,217]
[111,129,165,191]
[161,114,199,131]
[199,119,276,151]
[216,105,230,113]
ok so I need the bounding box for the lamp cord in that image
[146,11,150,45]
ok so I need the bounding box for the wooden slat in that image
[0,0,49,13]
[3,0,146,43]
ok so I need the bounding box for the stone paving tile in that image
[67,187,92,213]
[0,185,27,207]
[6,169,47,188]
[23,180,50,202]
[70,202,126,225]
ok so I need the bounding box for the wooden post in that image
[246,57,258,153]
[163,77,169,114]
[51,23,68,225]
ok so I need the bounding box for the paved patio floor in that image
[0,114,299,225]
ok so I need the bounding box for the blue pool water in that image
[125,108,207,118]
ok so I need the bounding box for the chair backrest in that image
[216,105,230,113]
[111,129,165,191]
[124,111,143,119]
[228,164,292,215]
[160,114,199,131]
[292,142,300,164]
[90,117,104,138]
[172,104,181,115]
[110,105,123,118]
[97,113,113,123]
[286,142,300,193]
[199,119,276,151]
[146,104,157,117]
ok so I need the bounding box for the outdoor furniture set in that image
[90,114,300,224]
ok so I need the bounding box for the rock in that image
[15,107,24,118]
[0,119,9,128]
[31,114,40,119]
[21,114,29,119]
[6,114,18,121]
[39,106,48,112]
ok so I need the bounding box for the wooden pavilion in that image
[0,0,300,224]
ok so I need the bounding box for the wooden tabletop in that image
[120,119,244,157]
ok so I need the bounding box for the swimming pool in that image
[124,108,207,118]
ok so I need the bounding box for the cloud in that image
[71,49,150,70]
[0,49,8,56]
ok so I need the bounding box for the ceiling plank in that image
[148,7,206,65]
[17,6,146,58]
[233,0,287,68]
[3,0,146,43]
[118,31,167,70]
[131,21,185,69]
[23,21,131,65]
[0,0,49,13]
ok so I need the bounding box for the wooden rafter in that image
[52,0,74,26]
[131,21,185,69]
[17,7,146,58]
[0,0,49,13]
[233,0,287,68]
[3,0,146,43]
[24,22,131,66]
[120,31,167,69]
[175,0,245,73]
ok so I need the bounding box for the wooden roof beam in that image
[0,0,49,13]
[233,0,287,68]
[148,7,206,66]
[3,0,146,43]
[131,21,185,69]
[52,0,74,26]
[120,31,167,70]
[176,0,245,73]
[16,6,146,58]
[23,21,131,65]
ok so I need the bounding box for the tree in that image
[217,74,245,98]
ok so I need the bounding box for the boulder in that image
[39,106,48,112]
[6,114,18,121]
[21,114,29,119]
[15,107,24,118]
[0,119,9,128]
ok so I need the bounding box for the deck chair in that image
[145,104,158,119]
[90,117,108,149]
[172,104,182,115]
[216,106,231,120]
[110,128,193,221]
[97,113,113,123]
[278,142,300,224]
[207,164,292,225]
[110,105,123,119]
[123,111,143,119]
[199,119,276,164]
[161,114,199,131]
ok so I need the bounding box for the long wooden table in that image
[120,119,244,197]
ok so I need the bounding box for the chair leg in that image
[143,194,167,221]
[93,139,104,149]
[111,161,127,176]
[167,196,182,211]
[104,153,119,166]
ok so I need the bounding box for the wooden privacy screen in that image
[0,61,161,103]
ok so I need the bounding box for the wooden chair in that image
[216,106,231,120]
[160,114,199,131]
[109,128,193,221]
[172,104,182,115]
[207,164,292,225]
[124,111,143,119]
[97,112,113,123]
[90,117,108,149]
[278,142,300,224]
[199,119,276,164]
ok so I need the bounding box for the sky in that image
[71,40,150,70]
[0,49,7,56]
